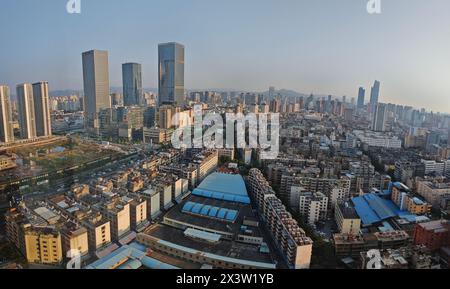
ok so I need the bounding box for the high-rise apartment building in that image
[17,83,37,139]
[82,50,111,135]
[298,191,328,225]
[122,63,143,106]
[0,86,14,143]
[372,103,387,132]
[369,80,381,113]
[32,81,52,137]
[158,42,185,106]
[357,87,365,109]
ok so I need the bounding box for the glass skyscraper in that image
[82,50,111,134]
[122,63,143,106]
[357,87,365,109]
[158,42,185,106]
[369,80,380,112]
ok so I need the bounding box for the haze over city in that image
[1,0,450,113]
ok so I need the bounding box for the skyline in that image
[1,0,450,113]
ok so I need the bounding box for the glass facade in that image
[122,63,143,106]
[158,42,185,106]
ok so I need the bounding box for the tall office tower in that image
[357,87,365,109]
[82,50,111,135]
[16,83,37,139]
[0,86,14,143]
[122,63,143,106]
[32,82,52,137]
[426,131,441,151]
[369,80,381,113]
[269,86,276,100]
[158,42,185,106]
[326,95,332,113]
[372,103,387,132]
[298,96,305,110]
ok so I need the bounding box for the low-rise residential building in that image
[333,231,409,258]
[60,222,89,259]
[391,182,431,215]
[416,178,450,209]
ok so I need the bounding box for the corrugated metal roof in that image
[157,239,276,269]
[184,228,221,242]
[352,194,396,225]
[117,259,142,269]
[86,245,145,269]
[191,173,251,204]
[197,173,248,196]
[181,201,239,222]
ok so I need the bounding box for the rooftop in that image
[418,220,449,233]
[143,224,276,268]
[338,202,359,219]
[352,194,397,226]
[196,173,248,198]
[165,195,258,237]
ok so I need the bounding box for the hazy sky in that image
[1,0,450,113]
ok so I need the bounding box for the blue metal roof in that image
[182,202,195,212]
[192,189,250,204]
[352,193,423,226]
[200,205,211,215]
[191,173,251,204]
[181,201,238,222]
[197,173,248,196]
[192,203,203,214]
[217,208,228,219]
[226,210,238,221]
[352,194,396,225]
[86,245,146,269]
[117,259,142,269]
[364,194,395,220]
[141,256,179,269]
[208,207,219,217]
